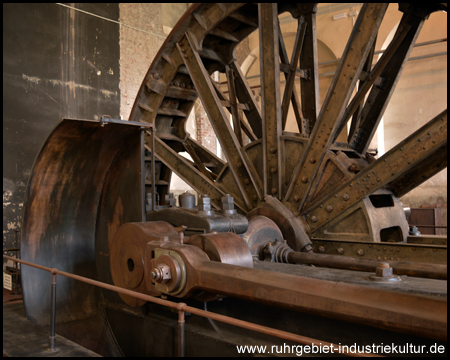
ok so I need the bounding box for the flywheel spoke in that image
[177,31,263,208]
[334,20,412,142]
[259,3,283,198]
[302,110,447,232]
[229,60,263,140]
[279,18,306,132]
[349,12,427,154]
[285,3,389,209]
[299,5,320,137]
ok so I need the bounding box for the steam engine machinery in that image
[20,3,446,357]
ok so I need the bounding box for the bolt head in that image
[270,167,277,174]
[309,157,316,164]
[244,179,250,185]
[326,205,333,212]
[337,248,344,255]
[221,194,233,203]
[301,177,308,183]
[343,194,349,201]
[294,195,300,202]
[311,216,317,223]
[357,249,364,256]
[376,265,393,278]
[271,188,278,195]
[318,246,325,253]
[269,147,277,154]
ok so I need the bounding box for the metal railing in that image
[3,254,377,357]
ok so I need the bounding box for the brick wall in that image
[119,3,165,120]
[195,100,217,154]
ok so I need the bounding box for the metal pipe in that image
[177,304,186,357]
[49,272,57,352]
[3,255,371,357]
[140,128,146,221]
[151,127,156,212]
[286,251,447,280]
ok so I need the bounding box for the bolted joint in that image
[151,264,172,284]
[221,194,237,216]
[369,261,401,282]
[198,194,214,216]
[375,262,393,277]
[198,194,211,211]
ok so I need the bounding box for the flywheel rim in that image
[128,3,447,244]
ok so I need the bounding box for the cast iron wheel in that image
[129,3,447,248]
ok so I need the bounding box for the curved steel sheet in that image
[21,118,142,326]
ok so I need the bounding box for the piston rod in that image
[189,260,446,341]
[286,251,447,280]
[158,238,447,342]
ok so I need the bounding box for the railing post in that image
[49,270,57,352]
[177,303,186,357]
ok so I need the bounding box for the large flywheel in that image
[129,3,447,249]
[18,3,447,357]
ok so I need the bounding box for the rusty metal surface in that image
[18,2,448,356]
[408,207,444,235]
[310,189,410,243]
[125,2,446,272]
[20,118,143,325]
[248,196,312,252]
[242,215,284,255]
[185,233,253,268]
[286,3,389,208]
[303,110,447,232]
[145,207,249,235]
[312,238,447,265]
[6,253,398,358]
[259,4,283,198]
[159,242,447,341]
[286,251,447,279]
[109,222,178,306]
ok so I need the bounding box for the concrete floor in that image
[3,289,101,357]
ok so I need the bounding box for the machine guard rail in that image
[2,254,380,357]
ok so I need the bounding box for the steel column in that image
[49,272,57,352]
